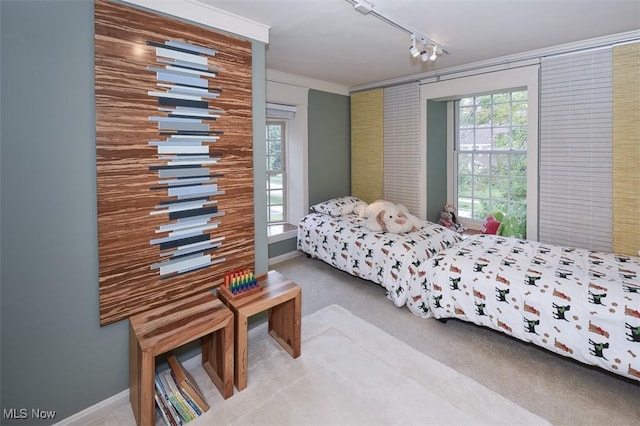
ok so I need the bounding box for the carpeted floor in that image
[273,254,640,426]
[86,303,548,426]
[75,253,639,425]
[211,304,548,425]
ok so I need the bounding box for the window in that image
[454,90,528,223]
[266,121,286,224]
[421,65,539,238]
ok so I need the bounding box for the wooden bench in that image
[217,270,301,391]
[129,291,234,425]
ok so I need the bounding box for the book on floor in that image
[155,373,182,426]
[160,369,194,423]
[167,354,210,413]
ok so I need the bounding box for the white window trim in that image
[266,121,287,224]
[266,81,309,244]
[421,65,539,240]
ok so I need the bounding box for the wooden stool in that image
[129,291,233,425]
[217,270,301,391]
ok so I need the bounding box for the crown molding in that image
[121,0,270,42]
[352,30,640,92]
[267,69,350,96]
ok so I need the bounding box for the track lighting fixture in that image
[346,0,448,62]
[410,34,443,62]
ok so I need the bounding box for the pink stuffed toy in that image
[481,215,501,234]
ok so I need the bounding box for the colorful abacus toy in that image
[218,268,262,300]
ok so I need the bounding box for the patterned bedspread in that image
[297,212,463,317]
[422,234,640,381]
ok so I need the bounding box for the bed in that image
[297,197,464,317]
[420,233,640,382]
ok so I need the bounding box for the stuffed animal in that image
[438,211,453,229]
[440,202,467,233]
[357,200,421,233]
[482,211,504,235]
[481,215,501,234]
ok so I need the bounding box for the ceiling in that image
[198,0,640,89]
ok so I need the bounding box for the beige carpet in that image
[87,304,549,426]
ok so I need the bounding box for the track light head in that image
[430,44,442,61]
[410,33,425,58]
[419,43,441,62]
[409,34,421,58]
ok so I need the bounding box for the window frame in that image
[453,90,529,224]
[265,81,310,246]
[420,65,539,239]
[266,120,287,225]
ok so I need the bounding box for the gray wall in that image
[426,100,448,223]
[267,89,351,259]
[268,238,298,259]
[0,1,266,422]
[307,89,351,206]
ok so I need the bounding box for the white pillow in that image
[310,196,366,217]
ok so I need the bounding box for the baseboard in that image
[53,389,130,426]
[54,354,202,425]
[268,250,302,266]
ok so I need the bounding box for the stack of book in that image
[154,354,210,425]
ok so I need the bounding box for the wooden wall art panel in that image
[95,0,254,325]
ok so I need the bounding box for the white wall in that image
[266,80,309,234]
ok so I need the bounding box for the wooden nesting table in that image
[217,270,301,391]
[128,291,234,426]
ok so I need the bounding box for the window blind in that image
[539,49,613,251]
[266,102,296,119]
[351,89,384,203]
[383,82,421,216]
[612,42,640,256]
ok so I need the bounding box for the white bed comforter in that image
[422,234,640,382]
[297,212,463,317]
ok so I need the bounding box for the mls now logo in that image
[4,408,56,420]
[4,408,28,419]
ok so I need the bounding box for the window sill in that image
[268,223,297,244]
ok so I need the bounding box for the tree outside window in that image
[455,91,527,232]
[266,122,286,223]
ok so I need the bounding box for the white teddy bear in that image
[355,200,422,233]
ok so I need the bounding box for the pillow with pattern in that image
[310,196,366,217]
